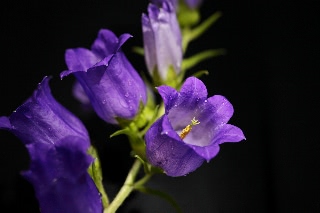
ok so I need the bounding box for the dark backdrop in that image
[0,0,319,212]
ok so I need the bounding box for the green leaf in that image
[135,186,182,213]
[182,11,222,51]
[182,48,226,71]
[87,146,109,208]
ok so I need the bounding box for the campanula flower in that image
[0,77,102,213]
[145,77,245,176]
[61,29,147,125]
[142,1,182,85]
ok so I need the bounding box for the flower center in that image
[179,117,200,140]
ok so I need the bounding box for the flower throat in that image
[179,117,200,140]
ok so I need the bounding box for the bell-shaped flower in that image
[145,77,245,177]
[142,1,182,85]
[61,29,147,125]
[0,77,102,213]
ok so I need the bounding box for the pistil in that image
[179,117,200,139]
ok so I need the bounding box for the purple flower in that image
[0,77,102,213]
[145,77,245,177]
[61,29,147,124]
[142,2,182,83]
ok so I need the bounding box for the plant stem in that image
[103,159,142,213]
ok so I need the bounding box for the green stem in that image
[103,159,142,213]
[134,173,152,188]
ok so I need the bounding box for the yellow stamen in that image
[179,117,200,140]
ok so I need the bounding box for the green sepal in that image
[134,186,183,213]
[142,89,157,121]
[165,65,180,89]
[151,66,180,89]
[151,67,163,87]
[140,104,161,136]
[182,11,222,52]
[109,128,131,138]
[87,146,109,208]
[134,155,163,175]
[115,101,147,129]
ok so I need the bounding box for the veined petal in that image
[91,29,132,58]
[167,77,207,130]
[157,85,178,113]
[23,136,102,213]
[65,48,100,72]
[191,124,245,161]
[188,144,220,162]
[2,77,89,145]
[0,116,11,129]
[186,95,234,146]
[142,13,157,76]
[211,124,246,145]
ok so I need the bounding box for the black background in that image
[0,0,319,212]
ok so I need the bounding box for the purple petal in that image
[179,76,208,101]
[157,85,178,113]
[185,95,234,146]
[142,13,157,76]
[64,48,100,72]
[23,136,102,213]
[188,144,220,162]
[0,116,11,129]
[212,124,246,145]
[167,77,207,131]
[91,29,132,58]
[72,81,91,105]
[6,77,89,145]
[145,115,204,177]
[190,124,245,161]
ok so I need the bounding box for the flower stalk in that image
[103,159,142,213]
